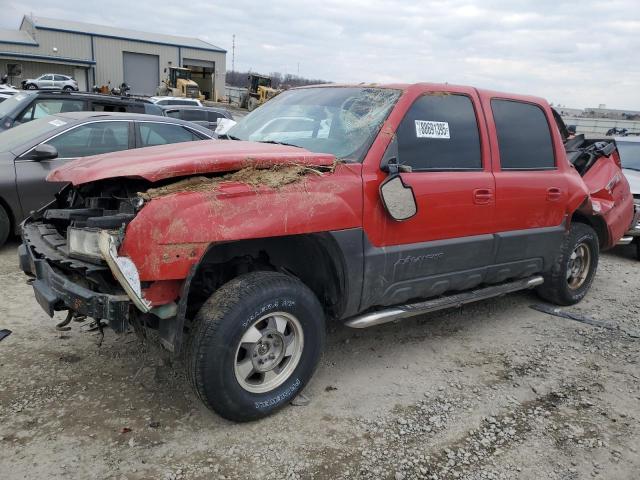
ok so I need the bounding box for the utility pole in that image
[232,34,236,73]
[297,62,300,77]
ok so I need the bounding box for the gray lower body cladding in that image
[356,225,565,311]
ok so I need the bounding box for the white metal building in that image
[0,15,226,100]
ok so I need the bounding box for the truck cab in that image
[19,83,634,422]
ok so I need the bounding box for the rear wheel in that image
[537,222,599,305]
[186,271,325,421]
[0,205,10,247]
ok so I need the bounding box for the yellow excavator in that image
[157,66,202,99]
[242,74,281,111]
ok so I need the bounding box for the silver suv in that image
[22,74,78,91]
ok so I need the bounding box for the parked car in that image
[615,136,640,258]
[149,96,202,106]
[0,90,163,131]
[159,105,234,131]
[0,111,212,246]
[0,83,18,103]
[21,74,78,91]
[19,84,633,422]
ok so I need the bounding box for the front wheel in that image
[26,83,37,90]
[0,205,10,247]
[537,222,599,305]
[63,86,74,92]
[185,271,326,421]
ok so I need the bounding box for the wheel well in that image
[571,211,608,248]
[184,234,347,323]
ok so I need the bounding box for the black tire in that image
[635,238,640,261]
[0,205,10,247]
[26,83,37,90]
[186,271,326,422]
[536,222,599,306]
[63,86,74,92]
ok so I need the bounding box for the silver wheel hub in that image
[566,242,591,290]
[234,312,304,394]
[251,330,285,372]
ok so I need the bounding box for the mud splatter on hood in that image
[47,139,336,185]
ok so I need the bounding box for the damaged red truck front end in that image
[19,83,634,421]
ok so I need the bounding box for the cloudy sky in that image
[3,0,639,109]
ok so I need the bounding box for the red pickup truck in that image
[19,83,634,421]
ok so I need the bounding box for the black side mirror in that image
[381,157,412,175]
[32,144,58,161]
[379,175,417,221]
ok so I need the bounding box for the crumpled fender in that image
[574,152,634,249]
[119,163,364,282]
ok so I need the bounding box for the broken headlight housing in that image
[67,227,102,260]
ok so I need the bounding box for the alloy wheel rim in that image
[567,242,591,290]
[234,311,304,394]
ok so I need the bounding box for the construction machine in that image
[157,66,202,99]
[241,74,280,111]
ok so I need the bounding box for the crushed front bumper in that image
[19,229,131,326]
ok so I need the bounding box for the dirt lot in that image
[1,239,639,480]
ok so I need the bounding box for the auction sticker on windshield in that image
[415,120,450,139]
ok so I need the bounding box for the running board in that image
[345,276,544,329]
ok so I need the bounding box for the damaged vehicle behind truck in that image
[19,84,634,421]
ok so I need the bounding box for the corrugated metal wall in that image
[3,29,91,60]
[93,38,178,90]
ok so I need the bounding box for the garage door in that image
[183,58,215,100]
[123,52,159,96]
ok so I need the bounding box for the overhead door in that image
[183,58,215,100]
[123,52,159,96]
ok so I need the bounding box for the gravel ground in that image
[0,239,638,480]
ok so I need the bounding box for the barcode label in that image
[415,120,450,139]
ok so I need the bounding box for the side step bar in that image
[345,275,544,329]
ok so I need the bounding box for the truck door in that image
[484,97,567,278]
[361,86,496,309]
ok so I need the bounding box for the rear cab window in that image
[395,93,482,171]
[491,99,555,170]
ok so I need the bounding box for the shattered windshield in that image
[228,87,401,162]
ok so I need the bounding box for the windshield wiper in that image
[258,140,304,148]
[623,166,640,172]
[218,133,241,140]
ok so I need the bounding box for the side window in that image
[207,111,225,122]
[181,109,207,122]
[17,99,86,122]
[396,94,482,170]
[491,99,555,170]
[91,102,128,113]
[41,75,53,81]
[54,75,67,81]
[165,110,181,119]
[45,121,130,158]
[138,122,200,147]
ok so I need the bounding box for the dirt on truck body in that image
[19,83,634,422]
